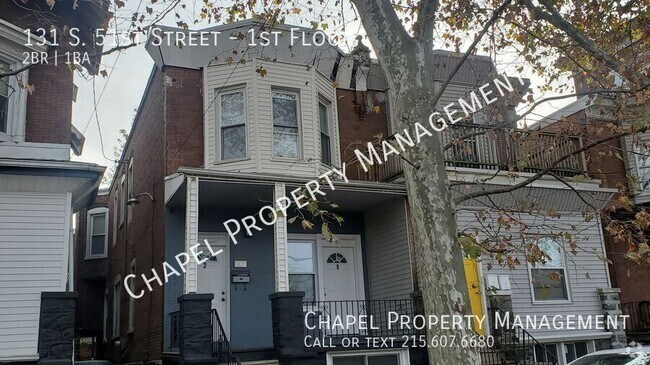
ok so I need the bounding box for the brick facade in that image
[336,89,390,180]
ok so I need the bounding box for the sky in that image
[70,2,577,179]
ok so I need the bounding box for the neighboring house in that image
[98,20,621,365]
[538,88,650,344]
[0,2,108,364]
[73,189,110,360]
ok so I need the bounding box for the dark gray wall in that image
[163,206,186,351]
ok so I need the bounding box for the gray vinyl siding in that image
[0,192,70,360]
[364,198,413,300]
[455,208,612,340]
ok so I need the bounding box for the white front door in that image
[197,233,230,336]
[322,246,358,301]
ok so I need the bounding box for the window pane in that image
[321,133,331,164]
[532,269,568,300]
[0,61,8,96]
[575,342,588,358]
[91,235,105,255]
[273,127,298,158]
[368,355,400,365]
[565,343,577,363]
[92,214,106,235]
[222,125,246,159]
[220,91,245,126]
[288,241,314,273]
[272,92,298,127]
[537,238,563,268]
[0,95,7,133]
[289,274,315,302]
[319,103,329,132]
[333,357,364,365]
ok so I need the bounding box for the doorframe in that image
[197,232,231,336]
[288,233,365,302]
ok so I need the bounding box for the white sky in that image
[70,2,577,173]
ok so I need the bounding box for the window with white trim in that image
[218,89,247,160]
[127,157,134,222]
[0,59,9,133]
[635,144,650,191]
[112,276,121,338]
[319,100,332,165]
[564,341,590,363]
[272,90,300,158]
[86,207,108,259]
[113,192,118,246]
[128,259,136,333]
[288,240,316,302]
[119,174,126,226]
[529,238,570,301]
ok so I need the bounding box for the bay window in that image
[319,100,332,164]
[218,89,247,160]
[272,90,300,158]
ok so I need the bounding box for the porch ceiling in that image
[199,180,273,209]
[285,184,404,212]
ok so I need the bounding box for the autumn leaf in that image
[72,0,78,9]
[301,219,314,230]
[225,56,234,65]
[373,105,380,114]
[18,80,35,95]
[256,66,267,77]
[114,0,125,8]
[100,70,108,78]
[45,0,55,9]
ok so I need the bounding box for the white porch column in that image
[274,182,289,291]
[184,176,200,293]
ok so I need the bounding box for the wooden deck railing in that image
[356,123,586,182]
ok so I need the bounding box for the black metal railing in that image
[303,299,423,344]
[480,308,558,365]
[622,301,650,333]
[169,310,180,351]
[212,309,241,365]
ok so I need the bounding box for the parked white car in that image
[567,346,650,365]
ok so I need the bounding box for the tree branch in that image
[454,125,647,204]
[414,0,439,43]
[430,0,513,107]
[521,0,623,76]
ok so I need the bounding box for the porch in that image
[352,123,587,183]
[163,171,418,363]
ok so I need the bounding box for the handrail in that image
[489,308,558,365]
[212,309,241,365]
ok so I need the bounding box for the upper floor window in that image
[119,174,126,226]
[319,101,332,165]
[218,89,247,160]
[529,238,570,302]
[635,145,650,191]
[127,157,134,222]
[272,90,300,158]
[0,60,9,133]
[86,207,109,259]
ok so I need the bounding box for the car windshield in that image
[570,354,650,365]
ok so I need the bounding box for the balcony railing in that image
[358,123,586,182]
[303,299,423,344]
[622,301,650,333]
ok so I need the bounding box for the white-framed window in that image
[328,350,409,365]
[635,144,650,191]
[534,341,594,364]
[112,192,118,246]
[119,174,126,226]
[272,89,301,158]
[127,157,134,223]
[128,258,136,333]
[319,99,333,165]
[86,207,109,259]
[534,343,559,364]
[0,59,9,134]
[218,88,247,160]
[563,341,591,363]
[528,237,571,302]
[288,240,316,302]
[112,276,121,338]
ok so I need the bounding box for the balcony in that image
[356,123,586,182]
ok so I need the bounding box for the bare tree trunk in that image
[396,86,480,365]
